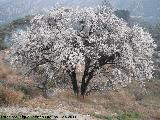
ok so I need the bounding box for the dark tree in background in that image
[114,10,130,23]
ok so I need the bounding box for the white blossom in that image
[9,6,155,93]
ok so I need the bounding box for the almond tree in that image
[9,6,155,97]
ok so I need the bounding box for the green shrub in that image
[93,112,140,120]
[117,112,140,120]
[93,113,110,120]
[0,38,7,50]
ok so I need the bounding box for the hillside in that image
[0,0,160,24]
[112,0,160,17]
[0,0,101,25]
[0,50,160,120]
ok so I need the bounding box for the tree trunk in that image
[67,68,79,96]
[81,75,87,97]
[42,89,48,99]
[81,70,94,96]
[80,56,94,97]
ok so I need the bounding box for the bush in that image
[0,86,24,106]
[0,38,7,50]
[12,83,43,99]
[93,112,140,120]
[117,112,140,120]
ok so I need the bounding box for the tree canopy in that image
[9,6,155,96]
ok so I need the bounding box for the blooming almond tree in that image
[9,6,155,97]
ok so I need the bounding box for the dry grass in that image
[0,86,24,106]
[0,63,12,79]
[0,50,39,99]
[23,85,160,120]
[24,89,137,116]
[0,51,23,85]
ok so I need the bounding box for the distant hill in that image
[112,0,160,22]
[0,0,101,25]
[0,0,58,25]
[0,0,160,25]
